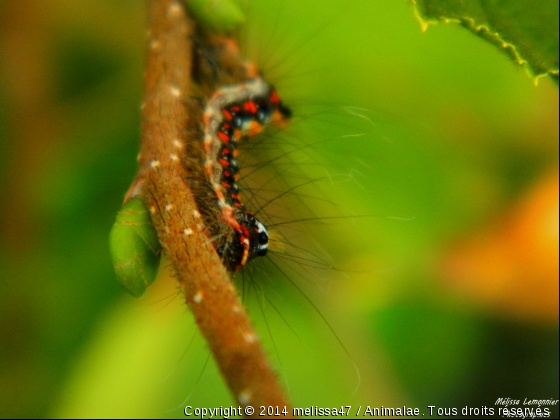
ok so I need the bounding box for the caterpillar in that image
[111,0,365,298]
[110,31,293,294]
[111,0,372,405]
[201,77,291,271]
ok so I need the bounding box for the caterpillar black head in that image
[218,212,268,271]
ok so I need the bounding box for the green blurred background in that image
[0,0,557,418]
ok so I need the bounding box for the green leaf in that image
[411,0,559,84]
[109,198,161,298]
[184,0,246,33]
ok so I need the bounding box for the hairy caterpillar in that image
[200,77,291,271]
[112,0,376,409]
[110,31,293,293]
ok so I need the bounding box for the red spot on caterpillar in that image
[222,148,230,155]
[219,158,230,167]
[270,90,280,104]
[222,182,232,189]
[218,131,230,142]
[222,109,233,120]
[244,101,257,114]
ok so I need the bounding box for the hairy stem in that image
[136,0,291,415]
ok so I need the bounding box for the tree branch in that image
[135,0,291,415]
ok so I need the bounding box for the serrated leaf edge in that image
[410,0,559,85]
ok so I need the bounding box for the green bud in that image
[110,198,161,297]
[185,0,246,33]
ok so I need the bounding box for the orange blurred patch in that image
[441,168,559,323]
